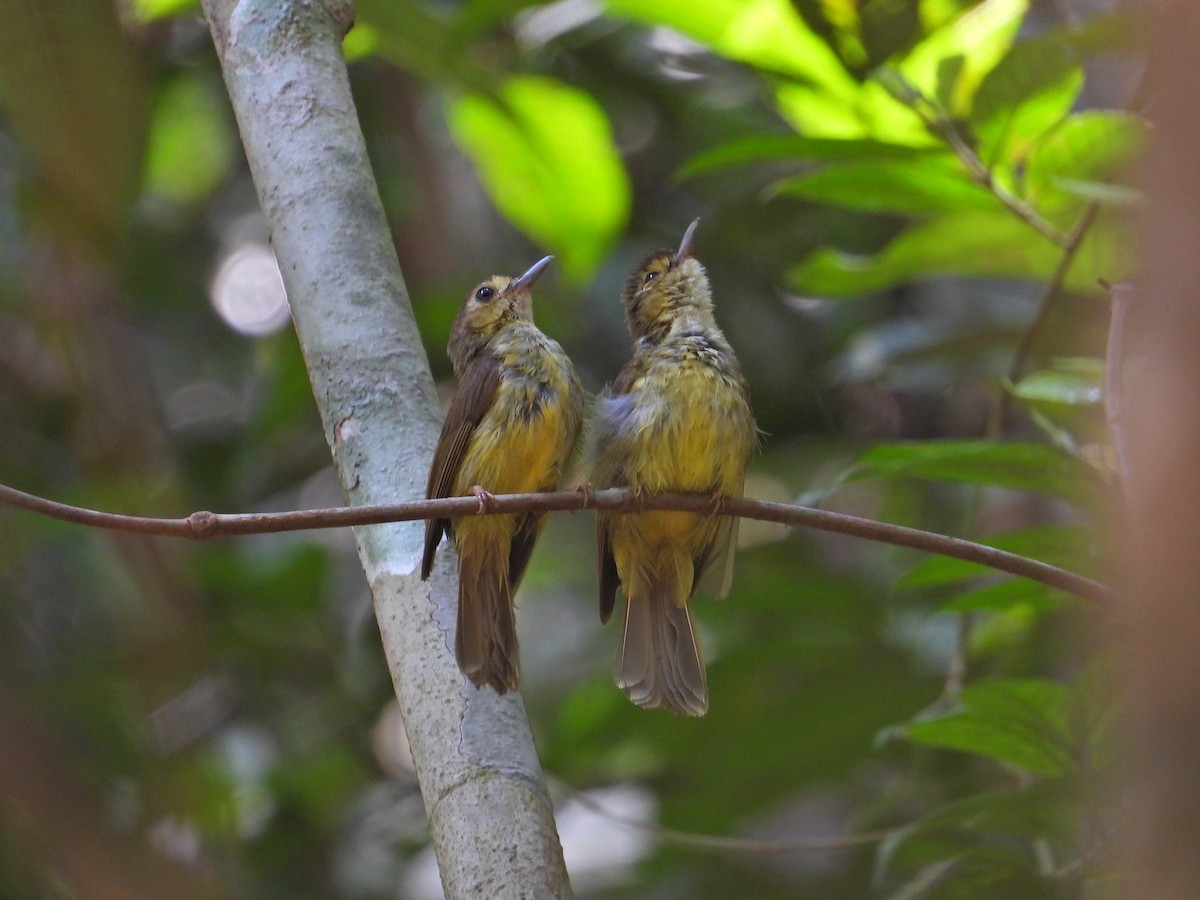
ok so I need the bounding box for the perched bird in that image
[591,220,756,716]
[422,256,583,694]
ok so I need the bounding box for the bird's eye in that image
[644,271,658,284]
[475,286,495,302]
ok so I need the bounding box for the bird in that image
[590,219,757,716]
[422,255,583,694]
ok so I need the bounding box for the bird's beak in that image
[508,255,554,294]
[675,218,700,262]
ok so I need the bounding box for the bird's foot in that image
[469,485,496,515]
[708,493,728,517]
[631,484,648,512]
[570,481,592,513]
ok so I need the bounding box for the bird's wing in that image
[421,353,502,580]
[598,522,621,624]
[693,503,739,601]
[507,512,546,596]
[596,361,640,623]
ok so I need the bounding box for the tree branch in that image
[197,1,569,895]
[0,482,1120,605]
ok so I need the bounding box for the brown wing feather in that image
[507,512,546,595]
[610,362,638,395]
[596,360,638,622]
[598,515,619,624]
[421,354,502,580]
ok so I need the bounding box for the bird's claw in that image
[570,481,592,513]
[631,484,648,512]
[708,493,727,517]
[469,485,496,515]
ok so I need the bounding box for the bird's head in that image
[448,255,552,374]
[621,219,712,345]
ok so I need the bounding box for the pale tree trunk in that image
[1122,2,1200,898]
[199,1,571,895]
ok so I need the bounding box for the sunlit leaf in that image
[449,76,630,283]
[971,33,1084,167]
[342,21,380,60]
[143,74,235,205]
[606,0,855,93]
[895,0,1029,114]
[678,134,936,180]
[769,156,998,214]
[850,440,1099,503]
[856,78,943,145]
[772,80,874,140]
[1025,111,1146,213]
[607,0,879,139]
[789,208,1122,296]
[814,0,867,68]
[905,678,1076,776]
[131,0,199,22]
[790,209,1053,294]
[919,0,981,31]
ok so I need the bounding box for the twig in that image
[884,73,1069,247]
[989,201,1103,434]
[938,120,1070,247]
[1009,201,1102,383]
[550,779,895,855]
[0,482,1121,605]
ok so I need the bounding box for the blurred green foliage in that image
[0,0,1137,897]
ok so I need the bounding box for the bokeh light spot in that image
[210,244,291,336]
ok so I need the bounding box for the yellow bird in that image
[591,221,757,716]
[422,256,583,694]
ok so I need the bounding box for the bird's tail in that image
[455,535,519,694]
[616,543,707,716]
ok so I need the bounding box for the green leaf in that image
[606,0,900,140]
[1051,178,1143,207]
[130,0,199,21]
[872,780,1079,887]
[788,207,1122,296]
[894,0,1030,115]
[850,440,1099,504]
[772,81,875,140]
[342,21,381,61]
[769,156,998,214]
[902,524,1095,588]
[606,0,855,94]
[905,679,1076,776]
[678,135,937,180]
[919,0,980,32]
[789,211,1052,295]
[942,579,1070,613]
[1010,357,1104,406]
[971,33,1085,167]
[1026,111,1146,213]
[143,74,235,205]
[449,76,630,283]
